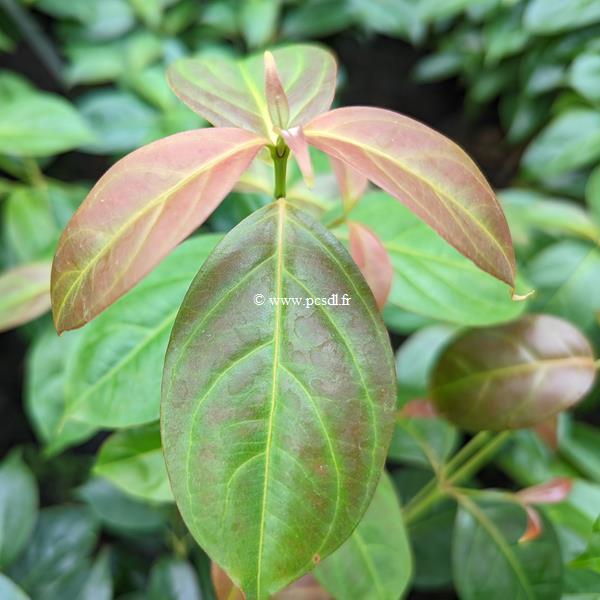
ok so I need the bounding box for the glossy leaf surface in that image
[348,222,392,310]
[62,235,219,428]
[147,558,201,600]
[305,107,516,287]
[167,44,336,139]
[314,471,413,600]
[431,315,596,431]
[0,574,28,600]
[162,201,396,599]
[94,424,172,503]
[0,453,38,569]
[51,128,264,333]
[453,496,562,600]
[340,193,527,326]
[0,262,51,332]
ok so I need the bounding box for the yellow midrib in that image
[256,200,286,598]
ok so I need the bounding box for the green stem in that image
[270,137,289,199]
[404,431,512,525]
[443,431,492,477]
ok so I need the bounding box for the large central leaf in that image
[161,200,396,599]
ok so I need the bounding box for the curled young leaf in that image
[264,51,289,129]
[0,262,51,332]
[278,126,314,188]
[348,222,392,310]
[167,44,337,140]
[520,505,543,543]
[162,200,396,599]
[304,107,516,287]
[431,314,596,431]
[330,156,368,212]
[517,477,572,505]
[51,128,264,333]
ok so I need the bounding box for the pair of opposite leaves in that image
[50,45,516,599]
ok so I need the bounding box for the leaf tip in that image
[264,50,289,129]
[512,289,535,302]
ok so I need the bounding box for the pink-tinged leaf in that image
[0,262,51,332]
[348,222,393,310]
[279,126,314,187]
[305,107,516,287]
[401,398,438,418]
[51,128,265,333]
[517,478,572,505]
[264,51,289,129]
[167,44,337,139]
[520,506,543,543]
[330,156,368,212]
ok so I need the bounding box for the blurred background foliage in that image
[1,0,600,598]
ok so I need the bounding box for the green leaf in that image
[522,109,600,180]
[162,200,397,598]
[586,164,600,224]
[500,188,600,245]
[77,478,168,534]
[281,1,355,39]
[0,91,93,157]
[78,549,113,600]
[77,90,159,155]
[352,0,425,43]
[94,423,172,503]
[240,0,280,49]
[167,44,337,140]
[0,262,51,332]
[571,517,600,573]
[25,327,96,455]
[342,193,527,326]
[524,0,600,34]
[0,574,29,600]
[527,241,600,332]
[569,53,600,103]
[431,314,597,431]
[3,183,86,265]
[559,418,600,483]
[453,496,563,600]
[395,324,456,405]
[8,506,99,598]
[0,452,38,569]
[62,235,219,428]
[314,471,412,599]
[147,558,201,600]
[389,417,459,471]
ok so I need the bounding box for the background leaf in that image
[314,471,413,599]
[0,452,38,569]
[431,314,597,431]
[162,200,397,598]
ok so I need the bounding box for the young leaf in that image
[167,44,337,140]
[517,478,573,505]
[0,452,38,569]
[94,424,172,503]
[314,471,413,600]
[51,128,263,333]
[264,51,289,129]
[162,200,397,599]
[278,126,314,187]
[453,496,563,600]
[0,262,51,332]
[61,235,220,428]
[348,222,393,310]
[330,156,368,212]
[431,314,597,431]
[304,107,516,287]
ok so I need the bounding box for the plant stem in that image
[443,431,492,477]
[403,431,512,525]
[270,137,289,199]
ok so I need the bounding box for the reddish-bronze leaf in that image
[330,156,368,212]
[430,314,596,431]
[264,51,289,129]
[348,222,392,310]
[520,506,543,543]
[0,262,51,332]
[305,107,516,287]
[51,128,265,333]
[278,126,314,187]
[517,478,572,505]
